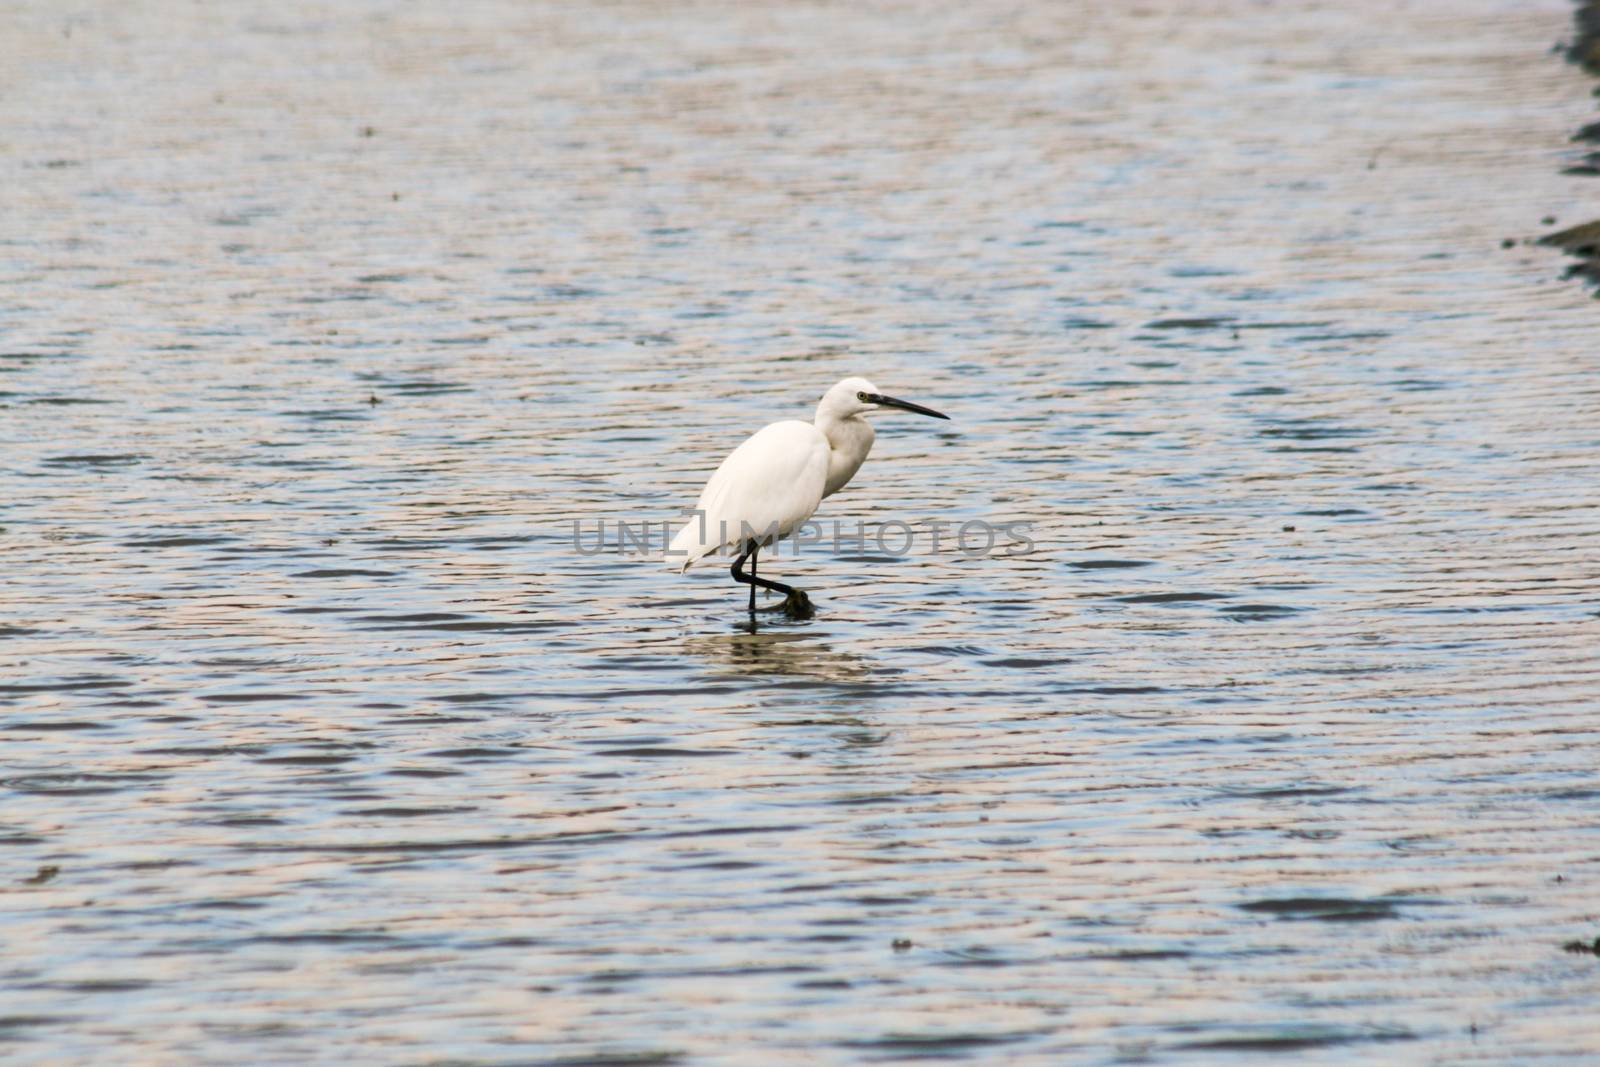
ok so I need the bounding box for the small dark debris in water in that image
[321,537,338,546]
[360,125,376,137]
[1543,215,1558,226]
[23,865,60,885]
[892,938,914,951]
[1501,238,1515,249]
[1282,524,1296,532]
[1562,936,1600,956]
[1567,3,1600,74]
[1538,219,1600,288]
[368,392,380,406]
[1539,219,1600,251]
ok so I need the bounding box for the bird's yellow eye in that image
[856,391,868,402]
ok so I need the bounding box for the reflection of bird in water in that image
[682,628,871,685]
[667,377,950,618]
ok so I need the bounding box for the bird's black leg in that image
[732,540,791,599]
[731,540,812,617]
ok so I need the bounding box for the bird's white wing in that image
[667,420,829,571]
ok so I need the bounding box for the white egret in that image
[666,376,950,618]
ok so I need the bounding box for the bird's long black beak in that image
[864,393,950,420]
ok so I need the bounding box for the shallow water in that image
[4,1,1600,1063]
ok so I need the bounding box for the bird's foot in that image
[782,589,814,620]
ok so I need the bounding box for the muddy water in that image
[4,1,1600,1063]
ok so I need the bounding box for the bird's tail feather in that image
[666,519,723,572]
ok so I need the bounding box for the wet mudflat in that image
[4,1,1600,1063]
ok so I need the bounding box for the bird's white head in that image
[816,376,950,423]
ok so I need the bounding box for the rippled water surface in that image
[5,1,1600,1063]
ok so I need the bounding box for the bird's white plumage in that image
[665,377,947,593]
[668,419,830,571]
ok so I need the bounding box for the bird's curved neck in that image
[814,410,874,498]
